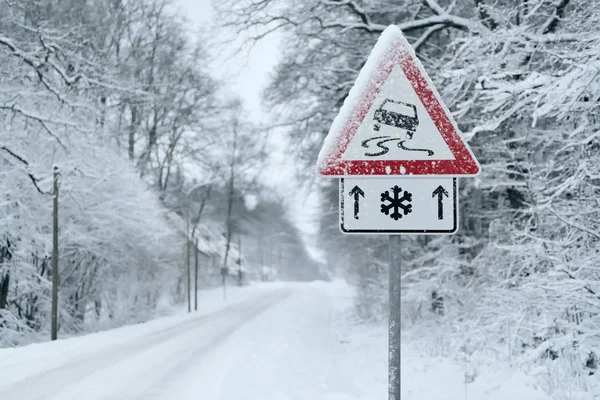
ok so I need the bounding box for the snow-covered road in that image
[0,283,359,400]
[0,281,553,400]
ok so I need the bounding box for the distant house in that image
[164,212,246,288]
[195,224,240,274]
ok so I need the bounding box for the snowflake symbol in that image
[381,186,413,220]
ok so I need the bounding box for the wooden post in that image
[194,238,198,311]
[51,166,59,341]
[237,235,243,286]
[186,213,191,313]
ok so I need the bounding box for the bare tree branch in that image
[548,207,600,241]
[0,146,47,195]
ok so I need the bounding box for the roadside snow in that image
[0,282,287,390]
[327,280,552,400]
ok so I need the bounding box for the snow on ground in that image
[0,280,555,400]
[327,280,552,400]
[0,283,287,391]
[399,348,551,400]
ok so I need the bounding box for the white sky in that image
[175,0,275,116]
[177,0,324,262]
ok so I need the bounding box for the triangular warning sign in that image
[316,25,480,177]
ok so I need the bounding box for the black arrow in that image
[349,185,365,219]
[432,185,449,220]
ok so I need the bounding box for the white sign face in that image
[340,177,458,234]
[340,66,455,162]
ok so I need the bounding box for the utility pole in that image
[182,180,214,311]
[186,209,191,313]
[267,237,272,270]
[194,237,199,311]
[389,235,401,400]
[222,120,238,301]
[278,247,283,279]
[51,166,59,341]
[258,225,264,268]
[222,269,227,300]
[237,235,243,286]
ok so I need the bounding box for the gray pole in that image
[194,237,199,311]
[51,166,59,341]
[186,212,191,313]
[238,235,243,286]
[388,234,401,400]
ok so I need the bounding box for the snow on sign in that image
[340,177,457,234]
[316,25,480,177]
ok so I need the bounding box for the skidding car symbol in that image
[373,99,418,139]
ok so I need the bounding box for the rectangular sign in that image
[340,177,458,234]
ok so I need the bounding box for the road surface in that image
[0,281,551,400]
[0,283,360,400]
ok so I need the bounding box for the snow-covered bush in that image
[0,0,192,346]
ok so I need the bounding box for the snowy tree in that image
[0,0,219,345]
[222,0,600,388]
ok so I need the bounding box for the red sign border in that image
[317,34,480,177]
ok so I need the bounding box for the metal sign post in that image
[388,235,402,400]
[315,26,481,400]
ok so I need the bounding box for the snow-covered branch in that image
[0,146,49,195]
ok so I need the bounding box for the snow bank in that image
[327,279,552,400]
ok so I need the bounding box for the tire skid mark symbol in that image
[397,140,434,157]
[361,136,400,157]
[361,136,435,157]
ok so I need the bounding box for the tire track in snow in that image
[135,289,292,400]
[0,289,291,400]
